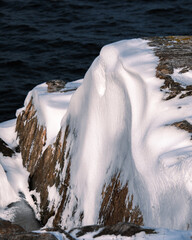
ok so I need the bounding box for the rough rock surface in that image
[70,222,155,238]
[16,99,71,225]
[147,36,192,136]
[99,173,143,226]
[46,80,66,93]
[15,36,192,229]
[146,36,192,100]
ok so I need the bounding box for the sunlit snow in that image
[0,38,192,239]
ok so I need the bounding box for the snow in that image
[47,184,60,211]
[69,227,192,240]
[171,68,192,86]
[0,120,38,219]
[0,119,17,148]
[16,79,82,146]
[1,38,192,233]
[0,156,19,208]
[0,118,30,209]
[57,39,192,230]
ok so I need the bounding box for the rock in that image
[0,218,25,235]
[171,120,192,136]
[0,138,15,157]
[16,97,47,176]
[0,219,57,240]
[69,222,155,238]
[147,36,192,100]
[46,80,66,93]
[0,233,58,240]
[99,173,143,226]
[16,100,71,225]
[94,222,155,238]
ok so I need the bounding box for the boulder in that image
[16,36,192,230]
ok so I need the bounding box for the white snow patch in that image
[0,157,19,208]
[17,79,82,146]
[0,119,17,148]
[0,119,39,218]
[171,68,192,86]
[48,184,60,211]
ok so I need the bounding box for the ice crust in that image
[1,39,192,232]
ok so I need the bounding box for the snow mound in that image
[59,39,192,229]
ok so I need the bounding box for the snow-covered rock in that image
[12,36,192,231]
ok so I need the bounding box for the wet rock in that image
[0,138,15,157]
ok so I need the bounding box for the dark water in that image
[0,0,192,123]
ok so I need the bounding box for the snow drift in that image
[59,38,192,230]
[1,37,192,232]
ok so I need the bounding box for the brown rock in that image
[99,173,143,226]
[171,120,192,136]
[16,97,47,176]
[46,80,66,93]
[16,97,72,226]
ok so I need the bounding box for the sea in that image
[1,0,192,123]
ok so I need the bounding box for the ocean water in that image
[0,0,192,123]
